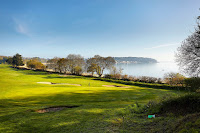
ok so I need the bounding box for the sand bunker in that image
[36,105,79,113]
[102,85,130,88]
[37,82,52,84]
[37,82,81,86]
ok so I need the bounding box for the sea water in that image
[107,61,182,78]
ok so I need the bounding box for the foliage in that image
[57,58,68,73]
[142,93,200,115]
[121,74,129,81]
[27,59,45,70]
[12,53,24,67]
[184,77,200,92]
[86,63,97,76]
[47,54,85,75]
[47,57,59,72]
[6,53,24,67]
[86,55,115,77]
[74,66,82,75]
[176,16,200,77]
[164,72,186,86]
[6,57,13,65]
[126,93,200,117]
[0,56,9,64]
[109,66,123,79]
[67,54,85,74]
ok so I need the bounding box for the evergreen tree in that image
[12,53,24,67]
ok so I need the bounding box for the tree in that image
[66,54,85,74]
[0,56,8,64]
[6,57,13,65]
[176,16,200,77]
[12,53,24,67]
[86,55,115,77]
[109,66,123,79]
[57,58,68,73]
[47,57,59,72]
[74,66,82,75]
[27,59,45,70]
[87,63,97,76]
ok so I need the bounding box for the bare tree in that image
[87,63,97,76]
[66,54,85,74]
[57,58,68,73]
[86,55,115,77]
[47,57,59,72]
[176,16,200,77]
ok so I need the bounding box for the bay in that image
[107,62,181,78]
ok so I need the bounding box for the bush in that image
[127,93,200,116]
[27,59,45,70]
[126,101,146,113]
[104,74,112,79]
[148,77,157,83]
[112,73,122,79]
[164,72,186,86]
[121,74,129,81]
[184,77,200,92]
[157,78,162,84]
[128,76,134,81]
[147,93,200,115]
[126,100,159,114]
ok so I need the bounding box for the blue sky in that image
[0,0,200,61]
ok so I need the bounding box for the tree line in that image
[6,53,115,77]
[47,54,115,76]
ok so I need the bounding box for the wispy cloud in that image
[13,17,31,37]
[144,43,179,50]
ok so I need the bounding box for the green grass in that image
[0,64,186,132]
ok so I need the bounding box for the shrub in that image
[157,78,162,84]
[128,76,134,81]
[104,74,112,79]
[27,59,45,70]
[148,77,157,83]
[111,73,122,79]
[164,72,186,86]
[146,93,200,115]
[126,101,146,113]
[121,74,129,81]
[184,77,200,92]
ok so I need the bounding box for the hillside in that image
[114,57,158,64]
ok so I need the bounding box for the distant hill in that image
[113,57,158,64]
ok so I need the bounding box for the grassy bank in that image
[0,64,191,132]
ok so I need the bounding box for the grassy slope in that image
[0,64,185,133]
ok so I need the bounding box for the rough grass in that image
[0,64,188,132]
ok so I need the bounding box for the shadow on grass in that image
[11,67,49,75]
[43,75,82,79]
[93,78,188,92]
[0,87,184,133]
